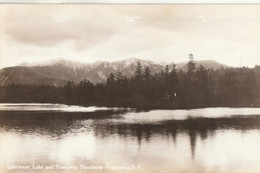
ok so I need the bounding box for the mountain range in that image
[0,58,229,86]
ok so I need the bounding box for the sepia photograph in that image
[0,3,260,173]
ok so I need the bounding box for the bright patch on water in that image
[121,107,260,123]
[0,103,120,112]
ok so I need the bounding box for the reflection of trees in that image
[188,129,196,160]
[92,116,260,160]
[0,110,125,138]
[1,111,260,160]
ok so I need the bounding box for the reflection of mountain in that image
[0,58,229,85]
[0,110,125,138]
[1,111,260,159]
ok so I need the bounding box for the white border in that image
[0,0,260,4]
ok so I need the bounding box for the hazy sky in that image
[0,4,260,68]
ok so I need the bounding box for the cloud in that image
[3,5,122,49]
[0,5,260,68]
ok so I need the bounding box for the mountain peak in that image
[18,58,80,67]
[124,57,142,62]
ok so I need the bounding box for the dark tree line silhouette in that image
[1,55,260,109]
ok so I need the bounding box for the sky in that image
[0,4,260,68]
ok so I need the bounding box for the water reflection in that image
[0,110,125,138]
[1,107,260,172]
[1,111,260,159]
[93,116,260,160]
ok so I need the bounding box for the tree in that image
[164,65,170,86]
[187,54,196,74]
[106,73,116,104]
[165,65,169,76]
[114,71,128,102]
[144,67,151,81]
[170,64,177,75]
[195,65,210,106]
[168,64,178,91]
[134,61,143,81]
[107,73,115,85]
[183,54,198,107]
[64,81,75,104]
[165,64,178,104]
[115,71,125,82]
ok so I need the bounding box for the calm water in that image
[1,104,260,173]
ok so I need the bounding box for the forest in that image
[1,55,260,109]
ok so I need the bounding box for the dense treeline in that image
[1,55,260,109]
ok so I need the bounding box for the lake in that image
[1,104,260,173]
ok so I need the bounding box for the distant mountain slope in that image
[0,66,68,86]
[175,60,229,71]
[0,58,230,86]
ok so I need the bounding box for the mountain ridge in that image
[0,58,230,86]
